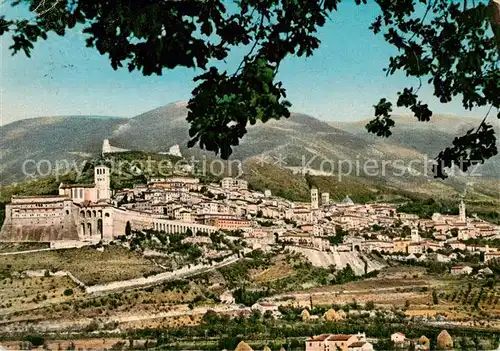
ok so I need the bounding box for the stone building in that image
[321,192,330,206]
[310,186,318,210]
[0,195,79,241]
[305,333,372,351]
[102,139,129,155]
[0,166,217,243]
[58,165,112,203]
[221,177,248,190]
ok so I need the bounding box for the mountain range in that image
[1,102,499,204]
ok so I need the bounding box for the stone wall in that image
[1,197,218,243]
[0,197,79,242]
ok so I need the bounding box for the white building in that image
[220,290,235,304]
[311,186,319,210]
[102,139,129,155]
[391,332,406,345]
[450,265,473,276]
[221,177,248,190]
[321,192,330,206]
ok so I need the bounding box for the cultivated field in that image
[0,246,162,285]
[0,250,499,341]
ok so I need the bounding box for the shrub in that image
[23,335,45,347]
[63,288,73,296]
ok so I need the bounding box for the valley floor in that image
[0,246,499,349]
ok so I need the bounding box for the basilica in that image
[0,165,217,243]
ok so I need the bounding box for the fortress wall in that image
[111,209,218,237]
[111,208,154,237]
[1,198,218,243]
[0,200,79,242]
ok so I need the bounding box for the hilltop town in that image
[1,146,499,269]
[0,144,499,350]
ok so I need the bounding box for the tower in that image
[102,139,111,155]
[321,192,330,206]
[94,165,111,201]
[411,228,420,243]
[459,200,466,222]
[311,186,318,210]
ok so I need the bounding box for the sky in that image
[0,1,489,126]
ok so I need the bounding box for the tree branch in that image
[476,104,494,133]
[233,13,264,77]
[490,0,500,53]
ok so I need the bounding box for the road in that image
[86,255,241,295]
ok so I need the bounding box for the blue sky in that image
[0,1,487,126]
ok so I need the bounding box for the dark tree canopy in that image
[1,0,499,178]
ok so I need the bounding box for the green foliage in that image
[375,339,396,351]
[23,335,45,347]
[0,0,498,173]
[332,265,357,284]
[396,258,450,275]
[233,287,271,307]
[101,152,180,190]
[131,305,500,350]
[328,226,347,246]
[476,211,500,225]
[219,251,271,287]
[188,60,291,158]
[432,290,439,305]
[0,174,80,203]
[63,288,74,296]
[398,198,458,219]
[0,203,5,228]
[258,220,274,227]
[367,1,499,179]
[161,279,190,293]
[463,238,500,249]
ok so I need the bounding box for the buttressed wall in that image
[0,196,79,241]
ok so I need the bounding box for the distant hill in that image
[0,116,128,185]
[329,114,500,180]
[0,104,499,205]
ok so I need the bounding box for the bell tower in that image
[459,200,466,223]
[311,186,318,210]
[94,165,111,201]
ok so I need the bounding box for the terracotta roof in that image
[59,183,95,188]
[308,334,331,341]
[349,342,367,348]
[330,335,353,341]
